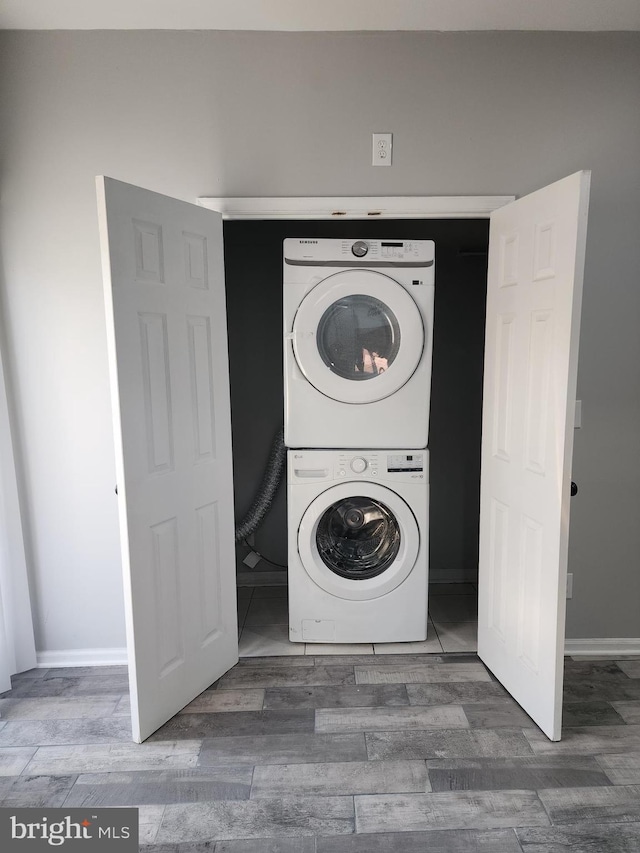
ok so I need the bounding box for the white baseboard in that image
[36,648,128,668]
[565,638,640,656]
[33,638,640,668]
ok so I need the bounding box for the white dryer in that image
[283,238,435,449]
[288,449,429,644]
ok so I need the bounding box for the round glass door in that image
[297,482,420,601]
[316,496,401,579]
[316,296,401,381]
[292,270,424,404]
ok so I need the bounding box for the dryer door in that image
[298,482,419,601]
[292,270,424,404]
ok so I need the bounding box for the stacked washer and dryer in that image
[283,238,435,644]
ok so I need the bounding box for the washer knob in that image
[350,457,368,474]
[351,240,369,258]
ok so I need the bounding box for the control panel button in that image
[351,240,369,258]
[350,457,368,474]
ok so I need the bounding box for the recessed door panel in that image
[187,315,217,463]
[139,312,174,474]
[492,313,515,462]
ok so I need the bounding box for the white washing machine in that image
[283,238,435,449]
[288,449,429,644]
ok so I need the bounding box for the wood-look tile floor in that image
[3,654,640,851]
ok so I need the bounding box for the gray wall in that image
[0,30,638,651]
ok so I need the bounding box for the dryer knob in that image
[350,457,368,474]
[351,240,369,258]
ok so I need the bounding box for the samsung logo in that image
[299,240,318,244]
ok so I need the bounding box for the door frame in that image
[203,193,585,662]
[210,193,509,637]
[198,196,515,220]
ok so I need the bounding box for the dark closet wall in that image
[224,219,488,580]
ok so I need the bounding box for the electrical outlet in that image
[566,573,574,599]
[372,133,393,166]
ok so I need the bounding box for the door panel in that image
[298,481,420,601]
[478,171,591,741]
[0,597,11,693]
[96,177,238,743]
[293,270,424,403]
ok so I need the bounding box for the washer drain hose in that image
[234,426,286,544]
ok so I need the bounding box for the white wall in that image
[0,30,638,652]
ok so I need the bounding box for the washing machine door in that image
[292,270,424,404]
[298,482,420,601]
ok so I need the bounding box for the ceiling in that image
[2,0,640,31]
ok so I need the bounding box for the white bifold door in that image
[0,602,11,694]
[97,177,238,743]
[98,172,589,743]
[478,171,591,741]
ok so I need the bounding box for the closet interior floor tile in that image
[238,583,477,658]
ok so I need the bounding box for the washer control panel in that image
[334,451,426,481]
[336,453,379,479]
[289,450,428,484]
[386,453,425,473]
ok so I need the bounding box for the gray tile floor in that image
[238,582,479,657]
[2,650,640,850]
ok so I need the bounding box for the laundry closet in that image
[224,219,489,651]
[98,173,589,742]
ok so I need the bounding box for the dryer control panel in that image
[284,238,435,268]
